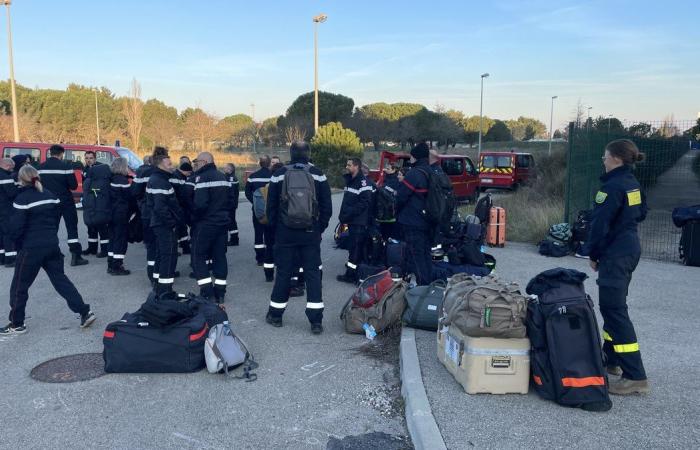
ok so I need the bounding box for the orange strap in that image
[561,376,605,388]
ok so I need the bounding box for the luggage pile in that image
[672,204,700,266]
[103,292,257,380]
[432,269,613,411]
[538,223,573,257]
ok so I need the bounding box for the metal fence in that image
[564,120,700,262]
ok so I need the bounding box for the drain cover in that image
[30,353,106,383]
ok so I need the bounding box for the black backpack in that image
[572,210,592,244]
[364,228,386,266]
[416,167,454,225]
[538,239,570,257]
[82,175,111,227]
[525,269,612,412]
[375,186,397,222]
[280,164,318,229]
[474,193,493,225]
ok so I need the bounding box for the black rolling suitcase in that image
[103,312,208,373]
[680,221,700,267]
[526,269,612,411]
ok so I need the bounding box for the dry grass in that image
[461,150,567,243]
[135,149,257,168]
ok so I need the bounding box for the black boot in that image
[96,248,108,258]
[70,252,89,267]
[264,268,274,282]
[82,242,97,256]
[110,261,131,276]
[181,241,191,255]
[106,256,114,274]
[228,235,239,246]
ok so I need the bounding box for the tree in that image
[142,99,179,148]
[259,116,282,147]
[684,118,700,141]
[506,116,547,141]
[180,107,217,151]
[218,114,254,147]
[553,129,563,139]
[484,120,511,142]
[653,115,680,138]
[592,116,625,135]
[462,115,495,146]
[310,122,363,188]
[572,98,586,128]
[122,79,144,153]
[285,91,355,137]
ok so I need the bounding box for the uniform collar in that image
[600,164,631,182]
[195,163,216,175]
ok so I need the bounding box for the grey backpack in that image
[204,322,258,381]
[281,164,318,229]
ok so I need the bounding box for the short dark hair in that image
[151,146,170,166]
[348,157,362,168]
[49,144,65,156]
[85,150,96,158]
[259,155,271,168]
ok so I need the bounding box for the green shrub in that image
[311,122,363,188]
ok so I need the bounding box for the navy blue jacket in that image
[38,157,77,203]
[191,163,231,227]
[382,172,401,194]
[396,158,431,230]
[266,158,332,246]
[131,163,153,213]
[110,173,132,224]
[244,167,272,208]
[82,161,102,180]
[339,172,372,226]
[9,186,62,249]
[0,167,18,219]
[227,173,240,211]
[581,165,647,261]
[146,168,184,228]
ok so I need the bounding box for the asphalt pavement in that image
[414,243,700,449]
[0,194,411,450]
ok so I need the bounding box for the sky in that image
[0,0,698,132]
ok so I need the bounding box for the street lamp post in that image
[607,114,612,135]
[587,106,592,131]
[548,95,558,156]
[312,13,327,134]
[3,0,19,141]
[478,72,489,160]
[93,88,100,145]
[250,103,256,152]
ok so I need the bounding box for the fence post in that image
[564,122,574,223]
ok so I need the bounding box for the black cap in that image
[11,154,29,166]
[410,142,429,160]
[179,162,193,172]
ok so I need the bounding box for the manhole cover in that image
[30,353,106,383]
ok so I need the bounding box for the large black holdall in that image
[679,221,700,267]
[403,280,446,331]
[525,268,612,411]
[103,312,208,373]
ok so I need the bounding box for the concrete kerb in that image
[400,327,447,450]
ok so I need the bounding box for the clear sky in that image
[1,0,698,131]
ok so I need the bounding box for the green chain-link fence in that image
[565,120,700,262]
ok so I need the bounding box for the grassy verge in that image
[460,150,566,244]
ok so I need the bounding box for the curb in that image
[400,327,447,450]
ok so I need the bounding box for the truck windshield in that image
[481,155,512,168]
[116,148,143,170]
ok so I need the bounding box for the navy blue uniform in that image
[131,163,156,281]
[191,163,231,301]
[396,158,433,285]
[109,173,132,269]
[146,168,184,294]
[169,170,192,254]
[226,173,240,245]
[265,159,332,325]
[338,172,372,280]
[0,167,18,266]
[7,186,90,327]
[378,172,400,241]
[38,157,82,254]
[82,161,107,255]
[84,164,113,265]
[582,164,647,380]
[245,167,273,264]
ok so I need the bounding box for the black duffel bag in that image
[103,312,208,373]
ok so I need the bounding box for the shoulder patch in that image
[627,189,642,206]
[595,191,608,204]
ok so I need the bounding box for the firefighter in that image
[170,161,193,255]
[131,155,157,282]
[146,147,183,296]
[108,157,133,276]
[1,165,95,335]
[378,163,400,242]
[223,163,240,246]
[190,152,231,303]
[582,139,650,395]
[245,155,274,278]
[265,141,332,334]
[38,145,89,266]
[0,158,18,268]
[81,150,108,257]
[396,142,433,285]
[82,163,113,271]
[336,158,372,284]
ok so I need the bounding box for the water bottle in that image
[362,323,377,340]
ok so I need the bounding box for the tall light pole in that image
[250,103,256,152]
[478,72,489,160]
[312,13,327,134]
[93,88,101,144]
[587,106,592,131]
[3,0,19,141]
[607,114,612,134]
[548,95,557,156]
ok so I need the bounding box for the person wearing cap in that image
[336,158,372,284]
[264,141,332,334]
[223,163,240,246]
[0,158,18,267]
[11,154,30,179]
[245,155,273,270]
[396,142,433,285]
[131,155,157,283]
[38,145,89,267]
[170,161,194,256]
